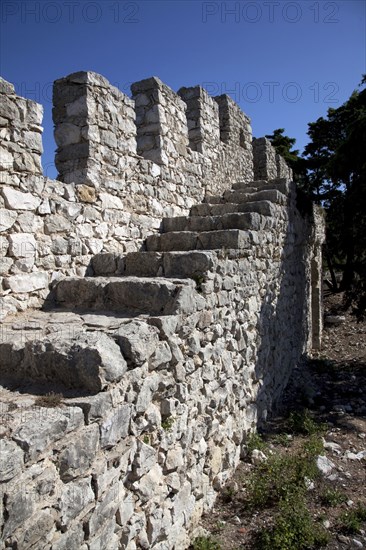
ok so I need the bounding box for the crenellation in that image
[252,136,290,181]
[132,76,189,166]
[178,86,220,156]
[214,94,252,150]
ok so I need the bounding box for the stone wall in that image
[0,71,324,549]
[0,180,322,549]
[1,71,256,320]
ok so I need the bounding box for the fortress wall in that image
[0,72,325,549]
[0,186,321,549]
[0,72,258,318]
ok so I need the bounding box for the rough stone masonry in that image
[0,72,324,549]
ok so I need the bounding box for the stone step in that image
[203,186,260,204]
[198,187,288,211]
[91,251,217,279]
[124,250,216,278]
[54,276,201,316]
[161,211,265,233]
[232,178,290,194]
[190,199,280,217]
[0,310,178,392]
[146,229,257,252]
[223,188,288,204]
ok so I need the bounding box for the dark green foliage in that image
[301,75,366,304]
[247,440,320,508]
[256,495,329,550]
[320,488,347,507]
[339,504,366,534]
[191,536,222,550]
[245,432,267,454]
[287,409,326,437]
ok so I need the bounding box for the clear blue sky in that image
[1,0,365,179]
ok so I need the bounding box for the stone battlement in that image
[0,72,321,550]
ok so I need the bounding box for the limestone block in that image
[25,98,43,125]
[149,341,172,370]
[48,522,85,550]
[1,186,41,210]
[4,271,48,293]
[0,257,13,276]
[66,95,88,117]
[99,192,124,210]
[1,485,36,540]
[77,184,97,203]
[86,238,104,254]
[21,331,127,392]
[0,439,24,481]
[133,463,165,504]
[8,233,36,258]
[54,123,81,147]
[58,423,100,481]
[0,146,14,170]
[12,408,70,462]
[165,446,184,472]
[88,519,118,550]
[114,320,160,366]
[51,236,69,255]
[0,77,15,94]
[172,481,195,523]
[0,208,17,231]
[100,404,131,448]
[22,130,43,153]
[58,477,95,526]
[17,511,54,549]
[16,211,43,232]
[135,374,160,413]
[88,483,122,536]
[44,214,72,234]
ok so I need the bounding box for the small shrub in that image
[35,392,63,408]
[246,432,267,454]
[192,535,221,550]
[247,443,319,509]
[287,409,326,436]
[339,504,366,534]
[272,433,292,447]
[320,488,347,507]
[256,495,329,549]
[302,434,324,457]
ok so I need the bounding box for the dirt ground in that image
[194,291,366,549]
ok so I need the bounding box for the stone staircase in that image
[0,178,289,393]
